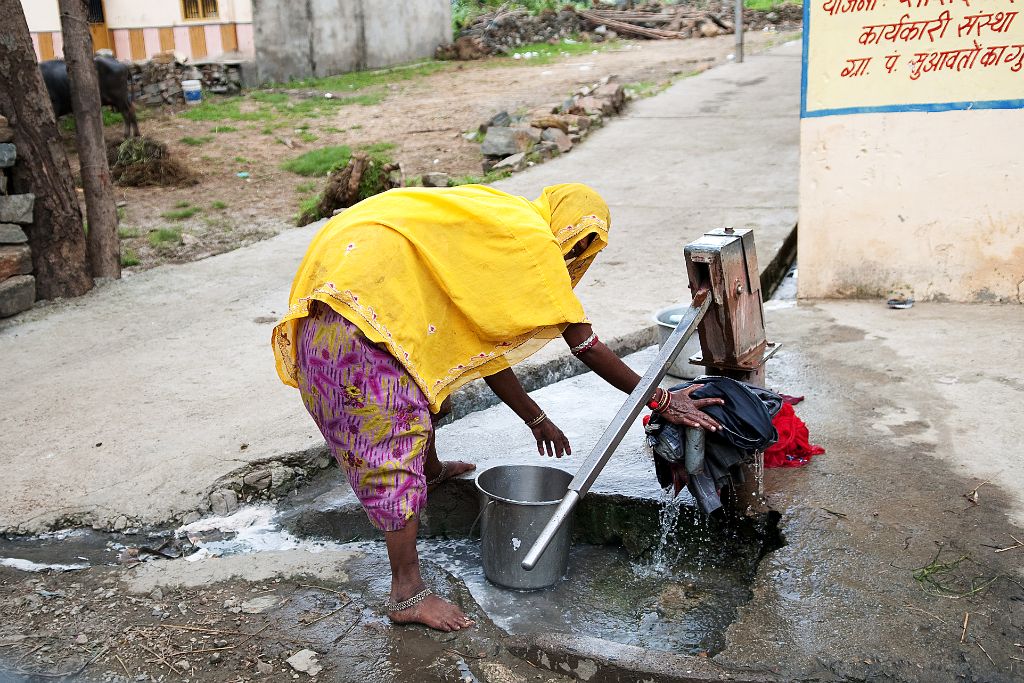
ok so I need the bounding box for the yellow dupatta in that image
[272,183,610,412]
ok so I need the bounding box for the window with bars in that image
[182,0,219,20]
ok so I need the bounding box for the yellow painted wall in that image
[800,0,1024,302]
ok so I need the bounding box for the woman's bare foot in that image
[387,591,476,632]
[426,460,476,489]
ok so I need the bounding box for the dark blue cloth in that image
[646,376,781,514]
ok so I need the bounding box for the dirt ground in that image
[68,30,797,273]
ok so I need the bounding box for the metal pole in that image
[521,291,711,571]
[735,0,745,63]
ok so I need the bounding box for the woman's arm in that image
[484,368,572,457]
[563,322,722,431]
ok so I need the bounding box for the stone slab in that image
[0,224,27,244]
[0,193,34,224]
[0,143,15,168]
[0,245,32,280]
[0,274,34,318]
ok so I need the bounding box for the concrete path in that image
[0,40,801,533]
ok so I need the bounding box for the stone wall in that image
[0,117,36,319]
[251,0,451,84]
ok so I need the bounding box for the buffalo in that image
[40,56,140,138]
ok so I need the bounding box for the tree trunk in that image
[0,0,92,299]
[59,0,120,279]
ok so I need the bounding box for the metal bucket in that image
[475,465,573,590]
[654,304,704,379]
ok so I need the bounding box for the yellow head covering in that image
[272,183,609,411]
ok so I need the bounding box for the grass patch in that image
[211,200,228,210]
[281,145,352,177]
[148,227,182,248]
[297,193,322,222]
[181,135,214,146]
[211,125,238,133]
[118,227,140,239]
[180,97,273,122]
[295,181,317,194]
[162,204,201,220]
[59,109,125,132]
[234,156,251,164]
[744,0,800,10]
[120,247,140,267]
[498,38,606,66]
[283,61,449,93]
[323,125,345,134]
[359,142,397,159]
[298,131,319,143]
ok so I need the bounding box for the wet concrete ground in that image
[2,292,1022,682]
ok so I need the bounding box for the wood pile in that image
[578,5,731,40]
[439,1,803,58]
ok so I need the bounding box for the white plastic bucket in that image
[182,79,202,105]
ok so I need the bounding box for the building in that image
[798,3,1024,303]
[22,0,255,63]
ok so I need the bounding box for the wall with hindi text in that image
[799,0,1024,302]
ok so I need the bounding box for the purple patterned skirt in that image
[295,302,431,531]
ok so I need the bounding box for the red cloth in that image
[764,403,825,468]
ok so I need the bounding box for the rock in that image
[269,465,294,491]
[0,127,13,144]
[209,652,222,664]
[0,194,34,224]
[479,661,527,683]
[0,116,7,127]
[75,634,88,645]
[242,469,273,490]
[700,21,722,37]
[480,127,536,157]
[572,96,616,117]
[0,224,28,244]
[483,110,511,130]
[541,127,572,154]
[257,661,273,675]
[0,275,34,318]
[492,152,526,172]
[421,172,450,188]
[149,588,164,601]
[518,126,543,143]
[530,115,570,133]
[593,83,626,112]
[0,143,15,168]
[536,141,560,161]
[286,649,322,676]
[209,489,238,516]
[180,511,201,524]
[0,245,32,280]
[112,515,129,531]
[240,595,280,614]
[174,660,189,672]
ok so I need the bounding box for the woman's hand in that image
[531,419,571,458]
[659,384,724,432]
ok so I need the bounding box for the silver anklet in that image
[384,587,432,613]
[426,461,448,486]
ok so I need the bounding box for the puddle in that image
[416,537,751,655]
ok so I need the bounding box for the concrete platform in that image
[0,41,800,533]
